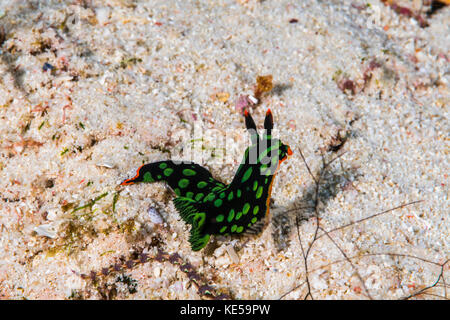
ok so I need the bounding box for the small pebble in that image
[42,62,55,72]
[96,162,115,169]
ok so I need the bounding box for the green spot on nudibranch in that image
[227,209,235,222]
[197,181,208,189]
[219,192,226,199]
[261,164,271,176]
[236,211,243,220]
[253,205,259,215]
[220,226,227,233]
[256,186,263,199]
[193,212,205,228]
[241,167,253,183]
[253,181,258,191]
[186,191,194,199]
[143,172,153,182]
[164,168,174,176]
[258,146,278,163]
[228,192,233,201]
[236,226,243,233]
[216,214,224,222]
[251,217,258,224]
[204,193,215,201]
[243,203,250,215]
[174,188,181,196]
[182,168,197,176]
[195,193,204,201]
[231,225,237,232]
[272,156,278,166]
[237,189,242,198]
[178,179,189,188]
[214,199,223,207]
[159,162,167,169]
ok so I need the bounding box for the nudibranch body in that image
[121,109,292,251]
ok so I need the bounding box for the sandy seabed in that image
[0,0,448,299]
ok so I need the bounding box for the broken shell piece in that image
[225,244,240,264]
[33,223,57,239]
[96,161,115,169]
[247,95,258,104]
[213,245,227,258]
[148,207,164,224]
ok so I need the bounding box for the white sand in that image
[0,0,448,299]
